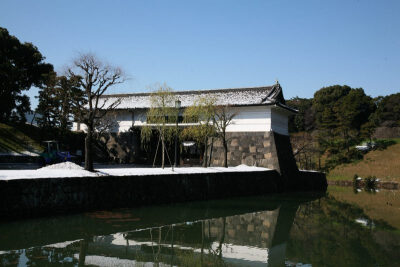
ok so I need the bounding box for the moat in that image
[0,186,399,266]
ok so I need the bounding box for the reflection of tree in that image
[287,195,400,266]
[217,217,226,258]
[0,250,21,266]
[78,238,89,267]
[11,241,81,266]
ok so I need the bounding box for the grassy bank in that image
[0,123,43,153]
[328,141,400,182]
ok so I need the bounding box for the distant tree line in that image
[287,85,400,170]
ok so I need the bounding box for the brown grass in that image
[328,143,400,182]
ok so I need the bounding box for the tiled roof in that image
[99,84,293,110]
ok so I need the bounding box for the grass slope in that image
[328,142,400,182]
[0,123,43,153]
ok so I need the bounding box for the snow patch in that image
[44,239,81,248]
[40,162,84,170]
[0,165,270,180]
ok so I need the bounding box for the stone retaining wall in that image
[0,170,326,219]
[209,131,299,177]
[209,132,278,169]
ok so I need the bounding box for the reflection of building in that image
[78,209,286,266]
[0,195,317,266]
[206,210,280,249]
[72,83,298,172]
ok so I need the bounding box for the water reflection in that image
[0,191,399,266]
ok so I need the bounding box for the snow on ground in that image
[0,162,105,180]
[44,239,81,248]
[0,163,270,180]
[41,161,84,170]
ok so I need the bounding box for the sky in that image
[1,0,399,108]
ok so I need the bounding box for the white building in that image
[72,83,298,172]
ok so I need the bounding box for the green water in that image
[0,188,399,266]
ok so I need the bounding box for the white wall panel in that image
[271,108,289,135]
[72,106,290,135]
[226,106,271,132]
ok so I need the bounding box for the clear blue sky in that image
[1,0,399,108]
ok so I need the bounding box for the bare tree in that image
[213,105,236,168]
[69,53,125,171]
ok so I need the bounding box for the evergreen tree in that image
[36,74,83,132]
[0,27,53,122]
[287,97,314,132]
[373,93,400,127]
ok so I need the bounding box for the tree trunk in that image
[84,126,94,172]
[223,139,228,168]
[161,133,165,169]
[208,137,214,167]
[202,136,208,168]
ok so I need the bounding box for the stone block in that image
[242,155,255,166]
[230,139,239,146]
[241,147,249,153]
[228,229,236,237]
[263,140,270,147]
[256,154,264,159]
[249,146,257,153]
[213,140,222,147]
[261,232,269,239]
[233,151,241,157]
[257,147,265,153]
[259,159,273,168]
[264,152,272,159]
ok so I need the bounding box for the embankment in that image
[0,170,326,219]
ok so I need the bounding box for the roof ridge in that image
[101,85,274,98]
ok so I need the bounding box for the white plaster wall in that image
[71,110,134,133]
[114,110,134,132]
[270,107,289,135]
[71,122,87,132]
[119,106,273,132]
[132,109,147,126]
[71,106,290,135]
[225,106,272,132]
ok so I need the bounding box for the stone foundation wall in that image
[209,131,298,177]
[0,170,326,219]
[93,131,141,163]
[209,132,278,169]
[0,170,281,219]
